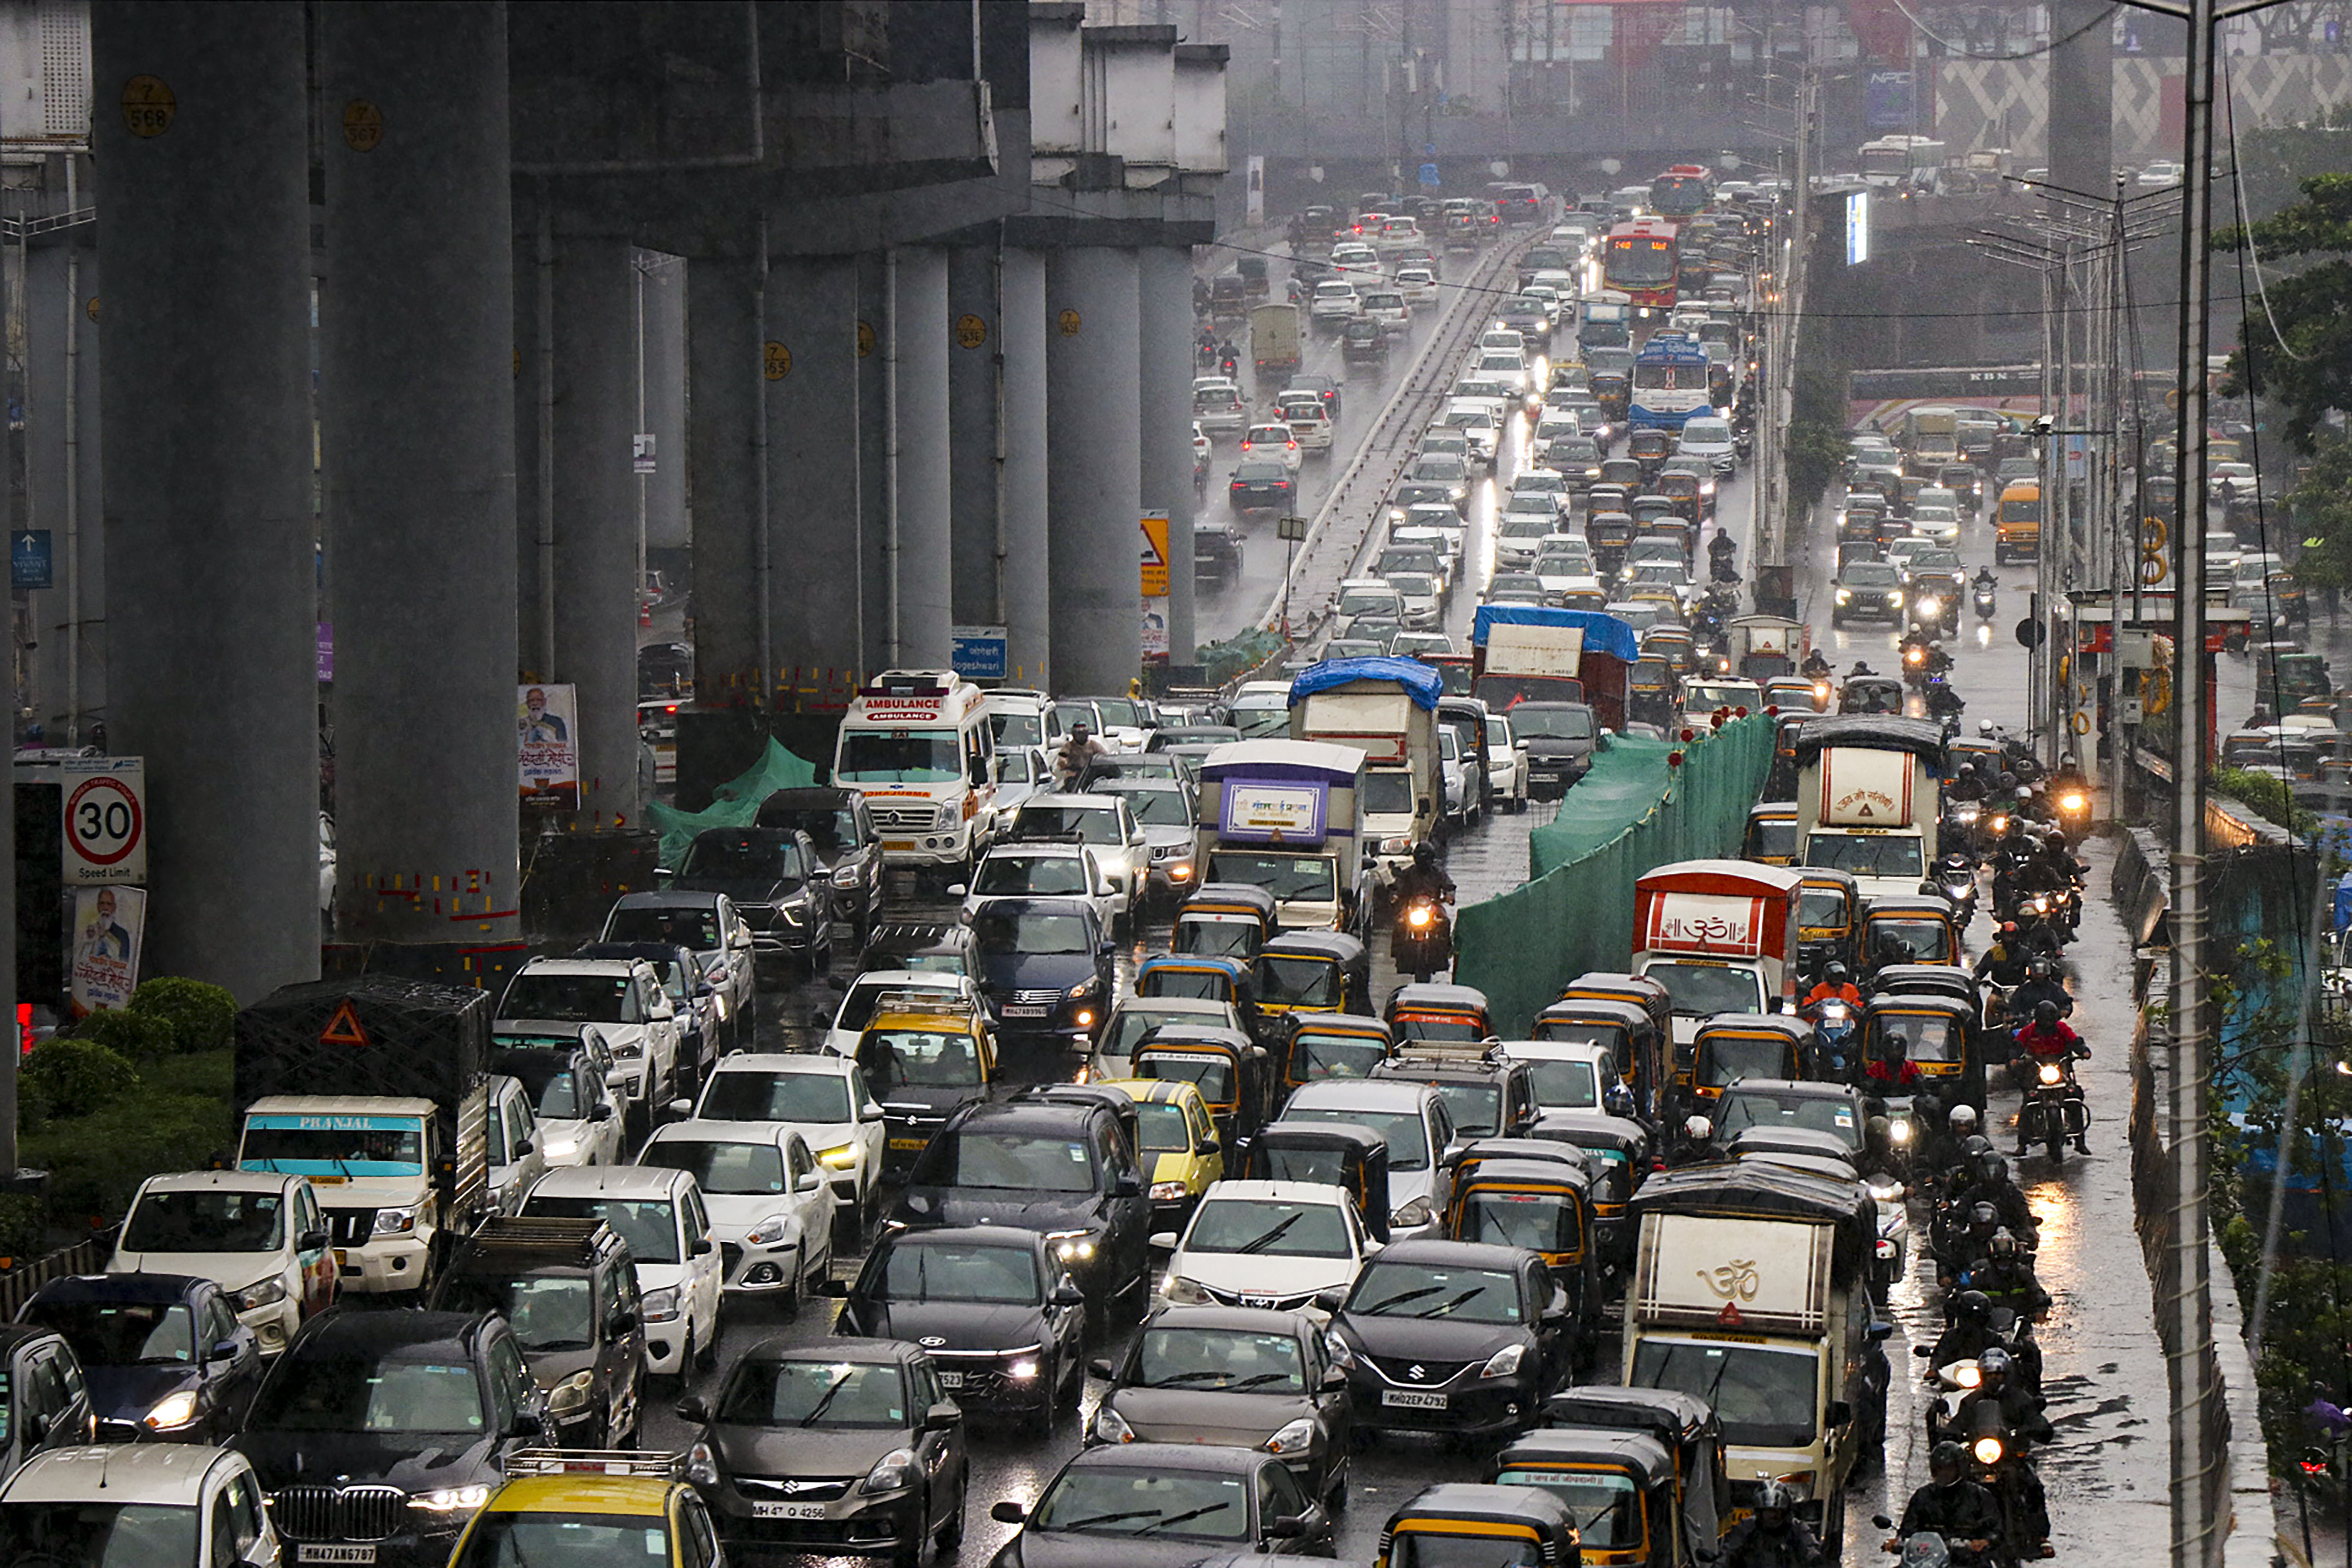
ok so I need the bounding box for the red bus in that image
[1602,218,1680,314]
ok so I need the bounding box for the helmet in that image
[1980,1346,2013,1379]
[1987,1156,2010,1184]
[1931,1440,1967,1481]
[1998,772,2017,789]
[2001,921,2019,936]
[1604,1082,1636,1117]
[1954,1288,1991,1322]
[1948,1104,1980,1132]
[1755,1481,1793,1520]
[1969,1201,1998,1229]
[2047,828,2070,852]
[1960,1135,1994,1161]
[1826,962,1849,985]
[1979,719,1996,736]
[1867,1114,1892,1143]
[1411,842,1438,868]
[2027,959,2053,981]
[1959,762,1975,776]
[1990,1228,2020,1258]
[1070,721,1091,738]
[1684,1115,1713,1143]
[1874,1034,1904,1061]
[2034,1000,2059,1025]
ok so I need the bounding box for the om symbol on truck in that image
[1698,1260,1761,1302]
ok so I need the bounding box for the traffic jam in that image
[0,172,2107,1568]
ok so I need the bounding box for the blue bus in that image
[1627,336,1714,431]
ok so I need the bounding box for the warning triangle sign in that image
[319,1000,370,1049]
[1717,1301,1746,1328]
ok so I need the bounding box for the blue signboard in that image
[1865,70,1913,131]
[1418,162,1442,188]
[951,625,1008,682]
[11,530,51,590]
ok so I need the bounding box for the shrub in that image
[21,1037,140,1124]
[69,1007,175,1062]
[128,976,238,1056]
[0,1194,45,1263]
[19,1050,232,1222]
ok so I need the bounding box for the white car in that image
[1193,381,1246,436]
[1675,414,1739,476]
[1481,327,1527,354]
[1309,278,1361,324]
[497,957,685,1120]
[1494,509,1559,569]
[109,1171,336,1357]
[1332,578,1406,638]
[957,839,1127,935]
[1531,545,1604,607]
[1243,422,1303,473]
[1509,468,1573,522]
[511,1048,626,1170]
[1004,793,1151,907]
[1909,505,1961,543]
[1396,265,1439,306]
[1483,713,1529,812]
[1156,1180,1378,1312]
[819,968,985,1057]
[686,1050,887,1235]
[1360,289,1411,335]
[638,1121,836,1309]
[1437,399,1500,464]
[1473,349,1530,392]
[0,1445,282,1567]
[1278,1078,1459,1238]
[1438,726,1479,826]
[1383,571,1444,630]
[524,1163,725,1379]
[987,743,1056,834]
[1497,1038,1613,1114]
[1278,394,1336,453]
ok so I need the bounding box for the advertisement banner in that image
[518,684,581,810]
[68,884,146,1017]
[1866,70,1914,130]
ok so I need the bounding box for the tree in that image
[2283,433,2352,595]
[2215,171,2352,453]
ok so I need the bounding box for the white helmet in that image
[1948,1103,1979,1130]
[1978,719,1996,736]
[1684,1115,1713,1142]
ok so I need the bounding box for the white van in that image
[833,670,996,875]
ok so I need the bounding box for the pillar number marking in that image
[84,296,98,323]
[764,341,791,381]
[954,313,989,349]
[857,320,877,359]
[1058,308,1083,337]
[343,100,385,152]
[121,75,174,138]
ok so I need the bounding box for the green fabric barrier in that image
[1527,734,1674,879]
[647,737,818,867]
[1456,715,1777,1036]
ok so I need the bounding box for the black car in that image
[0,1326,95,1487]
[1283,374,1342,421]
[890,1096,1154,1327]
[1831,559,1907,627]
[231,1309,547,1568]
[827,1226,1086,1437]
[1509,702,1599,797]
[682,1336,968,1562]
[1195,523,1244,586]
[757,786,887,949]
[429,1215,646,1448]
[17,1272,262,1444]
[670,825,831,979]
[1229,459,1295,514]
[987,1443,1336,1566]
[968,895,1116,1045]
[1342,318,1388,363]
[1330,1238,1572,1440]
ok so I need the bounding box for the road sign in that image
[954,313,988,349]
[763,341,790,380]
[319,999,371,1048]
[62,763,146,884]
[2014,617,2045,651]
[12,530,52,590]
[1139,513,1171,599]
[1418,163,1442,188]
[951,625,1008,682]
[1276,514,1310,543]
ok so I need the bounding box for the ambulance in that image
[832,670,996,876]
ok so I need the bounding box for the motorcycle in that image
[2051,783,2092,833]
[2015,1044,2091,1163]
[1925,677,1966,723]
[1865,1168,1911,1282]
[1965,1400,2047,1566]
[1972,580,1999,621]
[1392,894,1453,982]
[1932,852,1980,926]
[1810,999,1859,1080]
[1903,642,1933,691]
[1945,799,1984,853]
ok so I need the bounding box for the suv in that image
[108,1171,336,1357]
[430,1215,646,1448]
[1278,1079,1460,1239]
[958,839,1126,937]
[669,825,833,979]
[1004,795,1149,906]
[573,939,723,1083]
[1374,1044,1542,1141]
[597,891,759,1040]
[688,1051,887,1243]
[521,1165,724,1383]
[497,957,685,1128]
[755,786,887,949]
[890,1095,1154,1330]
[637,1121,838,1310]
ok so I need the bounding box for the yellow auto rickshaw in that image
[1686,1013,1812,1114]
[1741,801,1799,866]
[1793,868,1862,979]
[1282,1013,1397,1092]
[1445,1152,1602,1342]
[1254,931,1372,1021]
[1855,895,1961,975]
[1383,982,1494,1044]
[1171,882,1281,959]
[1132,1025,1274,1149]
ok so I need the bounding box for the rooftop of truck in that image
[244,1094,436,1116]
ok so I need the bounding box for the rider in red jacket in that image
[2012,1000,2082,1061]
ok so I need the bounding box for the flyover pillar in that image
[686,254,763,708]
[639,252,688,557]
[1046,246,1142,693]
[1001,248,1051,687]
[946,243,1001,633]
[92,0,318,999]
[321,1,518,943]
[22,236,103,744]
[890,247,954,671]
[765,255,863,698]
[1137,245,1197,666]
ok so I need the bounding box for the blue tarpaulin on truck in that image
[1470,604,1641,663]
[1288,657,1445,711]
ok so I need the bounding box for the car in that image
[1333,578,1406,639]
[446,1455,727,1568]
[1156,1180,1375,1315]
[229,1308,541,1568]
[1194,521,1244,586]
[638,1121,837,1311]
[669,825,833,978]
[960,839,1127,937]
[16,1273,263,1444]
[1087,774,1201,904]
[1435,399,1499,463]
[680,1336,970,1562]
[430,1215,647,1448]
[1360,289,1411,335]
[1480,713,1529,811]
[818,967,984,1056]
[521,1164,724,1382]
[1372,1046,1541,1141]
[1150,722,1240,765]
[988,1442,1336,1564]
[1276,393,1335,454]
[1341,317,1389,363]
[1395,265,1438,305]
[1909,504,1961,543]
[1831,557,1908,626]
[1089,994,1250,1082]
[492,1043,626,1169]
[0,1443,281,1568]
[1384,571,1444,630]
[598,890,759,1044]
[685,1050,887,1240]
[573,939,725,1081]
[828,1226,1087,1437]
[889,1093,1154,1328]
[1505,702,1597,797]
[1093,1077,1225,1229]
[1193,380,1246,435]
[1242,422,1303,473]
[1710,1077,1869,1163]
[1437,727,1477,826]
[1283,373,1343,421]
[1329,1238,1572,1439]
[1086,1305,1355,1512]
[108,1171,335,1359]
[1308,278,1360,325]
[1277,1079,1459,1239]
[1229,458,1295,513]
[754,786,888,949]
[496,957,686,1127]
[1004,793,1150,908]
[1676,412,1739,476]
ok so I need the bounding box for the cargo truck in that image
[1790,716,1944,905]
[1251,301,1302,379]
[1631,860,1804,1057]
[1289,657,1443,888]
[1192,739,1369,934]
[233,977,501,1297]
[1899,405,1961,475]
[1623,1160,1889,1543]
[1469,604,1639,732]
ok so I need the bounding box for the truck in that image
[1899,405,1961,475]
[1251,301,1302,379]
[234,976,502,1296]
[1470,604,1639,733]
[1622,1159,1888,1543]
[1192,739,1369,934]
[1578,289,1634,352]
[1790,715,1945,905]
[1631,860,1804,1054]
[1288,657,1443,886]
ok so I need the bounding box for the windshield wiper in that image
[1235,1213,1303,1254]
[1359,1284,1444,1314]
[1414,1286,1490,1319]
[1058,1508,1168,1531]
[1150,1370,1233,1387]
[1229,1371,1301,1390]
[799,1370,856,1428]
[1134,1500,1235,1535]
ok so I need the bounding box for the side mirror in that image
[298,1228,330,1252]
[1872,1515,1896,1531]
[1110,1172,1142,1198]
[1868,1319,1895,1343]
[1826,1399,1853,1428]
[1320,1366,1349,1393]
[676,1396,710,1424]
[1265,1515,1307,1540]
[692,1236,715,1257]
[1312,1284,1349,1312]
[948,885,968,898]
[817,1278,850,1299]
[1148,1230,1180,1252]
[797,1171,824,1193]
[991,1501,1028,1525]
[609,1308,638,1336]
[1198,1137,1221,1156]
[859,1102,886,1123]
[924,1400,964,1431]
[1099,941,1118,958]
[1051,1281,1087,1308]
[209,1339,242,1364]
[1089,1357,1118,1379]
[512,1137,535,1158]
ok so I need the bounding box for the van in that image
[833,669,997,877]
[1994,480,2041,563]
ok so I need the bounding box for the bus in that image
[1648,163,1715,217]
[1628,336,1715,431]
[1858,136,1945,192]
[1601,218,1680,314]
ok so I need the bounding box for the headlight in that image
[543,1137,579,1161]
[935,804,960,829]
[1865,1176,1904,1202]
[1048,1229,1098,1263]
[775,902,805,927]
[1095,1403,1138,1444]
[1889,1120,1913,1144]
[1391,1196,1432,1228]
[745,1214,794,1247]
[235,1278,288,1312]
[2038,1062,2064,1086]
[1917,597,1940,616]
[1005,1356,1041,1380]
[1888,591,1905,604]
[1479,1344,1526,1379]
[548,1368,596,1415]
[1170,861,1194,881]
[144,1389,201,1431]
[642,1287,680,1323]
[1164,1274,1209,1305]
[1835,588,1852,604]
[1955,1364,1983,1388]
[611,1037,644,1059]
[1151,1180,1190,1202]
[819,1143,859,1170]
[411,1485,492,1514]
[1066,976,1100,1000]
[863,1446,919,1494]
[1265,1416,1320,1454]
[833,866,862,888]
[1973,1435,2005,1465]
[686,1441,719,1487]
[2060,791,2088,812]
[1407,904,1434,929]
[372,1206,416,1236]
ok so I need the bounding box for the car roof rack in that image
[459,1216,618,1267]
[867,989,981,1021]
[505,1449,687,1478]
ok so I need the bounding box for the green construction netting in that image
[647,737,818,867]
[1456,714,1777,1036]
[1197,627,1288,689]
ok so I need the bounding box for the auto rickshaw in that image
[1871,962,1980,1018]
[1793,868,1862,983]
[1137,953,1267,1042]
[1590,511,1636,574]
[1559,971,1675,1078]
[1489,1430,1685,1568]
[1942,735,2003,780]
[1282,1013,1396,1090]
[1530,997,1655,1101]
[1741,801,1799,866]
[1764,711,1808,801]
[1642,627,1697,677]
[1838,675,1907,715]
[1862,989,1985,1112]
[1244,1120,1391,1242]
[1533,1386,1730,1568]
[1255,931,1372,1021]
[1384,981,1495,1043]
[1524,1110,1649,1267]
[1598,456,1643,493]
[1686,1013,1812,1113]
[1588,481,1632,518]
[1445,1156,1603,1345]
[1171,883,1280,960]
[1131,1025,1273,1150]
[1762,675,1821,714]
[1373,1484,1584,1568]
[1855,896,1961,974]
[1629,657,1677,728]
[1628,427,1672,479]
[1654,469,1705,525]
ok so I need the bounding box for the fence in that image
[0,1226,118,1320]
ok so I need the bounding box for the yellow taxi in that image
[444,1453,723,1566]
[1097,1077,1225,1229]
[852,990,998,1176]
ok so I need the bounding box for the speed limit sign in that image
[59,760,145,884]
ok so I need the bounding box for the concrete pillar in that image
[321,1,517,945]
[2048,0,2113,211]
[92,0,318,1001]
[638,252,688,554]
[23,236,103,742]
[685,254,762,706]
[514,217,548,677]
[1001,249,1051,688]
[857,254,890,676]
[891,247,953,671]
[766,255,863,694]
[1137,245,1197,665]
[946,244,1001,630]
[1046,246,1142,693]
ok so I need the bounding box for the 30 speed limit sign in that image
[60,761,145,884]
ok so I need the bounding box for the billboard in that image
[1845,188,1872,265]
[518,684,581,811]
[68,884,146,1017]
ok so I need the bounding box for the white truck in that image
[1790,716,1945,905]
[1288,658,1444,888]
[1192,739,1370,933]
[1631,860,1805,1055]
[1623,1160,1889,1543]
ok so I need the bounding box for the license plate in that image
[751,1502,829,1521]
[1003,1004,1050,1018]
[883,840,916,852]
[888,1137,928,1152]
[1242,1296,1278,1309]
[333,1250,350,1266]
[298,1549,377,1565]
[1382,1389,1448,1409]
[938,1370,965,1388]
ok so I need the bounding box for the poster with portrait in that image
[68,884,146,1018]
[518,684,581,810]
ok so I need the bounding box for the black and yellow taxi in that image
[1098,1077,1226,1230]
[444,1452,725,1568]
[853,990,996,1177]
[1282,1013,1397,1092]
[1374,1481,1584,1568]
[1490,1429,1677,1568]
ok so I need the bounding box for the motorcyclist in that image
[2047,752,2092,803]
[1052,722,1108,787]
[1953,1346,2056,1555]
[2012,1001,2082,1065]
[1665,1114,1722,1168]
[1917,1101,1981,1186]
[1850,660,1877,677]
[1891,1441,2003,1565]
[1962,1228,2053,1321]
[1862,1032,1921,1091]
[1708,527,1739,583]
[1974,565,1997,594]
[1957,1154,2040,1244]
[1801,648,1834,679]
[1801,962,1863,1016]
[1947,762,1988,803]
[1973,923,2033,988]
[1390,842,1456,909]
[1718,1479,1826,1568]
[1930,1287,2046,1394]
[2008,962,2072,1023]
